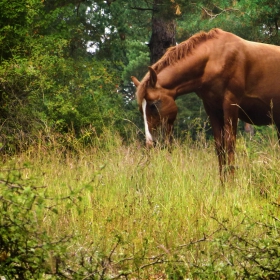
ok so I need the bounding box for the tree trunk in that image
[148,1,176,64]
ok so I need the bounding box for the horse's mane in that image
[136,28,221,105]
[153,28,220,72]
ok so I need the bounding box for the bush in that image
[0,167,74,279]
[0,36,126,153]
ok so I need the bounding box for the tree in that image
[0,0,129,152]
[148,0,176,63]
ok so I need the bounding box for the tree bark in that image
[148,1,176,64]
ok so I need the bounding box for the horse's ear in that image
[148,67,157,88]
[131,76,140,87]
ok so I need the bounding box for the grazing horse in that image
[131,28,280,178]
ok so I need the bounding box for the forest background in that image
[1,0,280,151]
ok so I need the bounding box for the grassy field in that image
[2,129,280,279]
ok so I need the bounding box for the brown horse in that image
[131,28,280,178]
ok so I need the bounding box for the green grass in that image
[2,130,280,279]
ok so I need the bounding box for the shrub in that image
[0,167,73,279]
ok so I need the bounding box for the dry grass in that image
[3,130,280,278]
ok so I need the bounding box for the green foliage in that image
[122,40,150,83]
[0,35,125,151]
[176,0,280,44]
[0,167,68,279]
[188,212,280,279]
[0,0,131,152]
[0,0,40,60]
[174,94,210,140]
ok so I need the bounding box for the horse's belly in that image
[239,97,280,125]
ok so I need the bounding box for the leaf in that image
[175,5,181,15]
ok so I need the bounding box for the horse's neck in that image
[158,61,205,97]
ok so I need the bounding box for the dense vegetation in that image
[1,131,280,279]
[1,0,280,278]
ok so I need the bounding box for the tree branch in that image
[192,3,240,20]
[130,6,155,11]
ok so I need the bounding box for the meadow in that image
[1,128,280,279]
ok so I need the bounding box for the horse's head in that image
[131,67,178,147]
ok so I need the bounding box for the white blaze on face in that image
[142,99,153,145]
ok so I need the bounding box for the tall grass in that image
[2,128,280,279]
